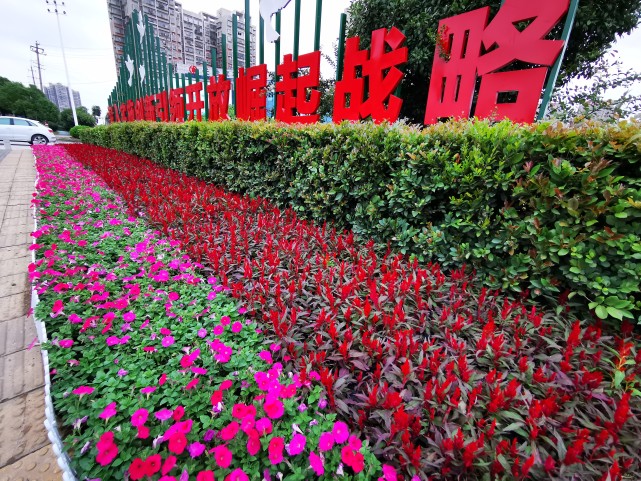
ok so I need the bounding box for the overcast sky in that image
[0,0,639,118]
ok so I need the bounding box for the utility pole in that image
[46,0,78,127]
[30,41,45,91]
[30,65,37,86]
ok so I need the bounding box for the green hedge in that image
[69,125,92,139]
[79,120,641,323]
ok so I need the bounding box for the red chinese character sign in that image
[424,0,570,124]
[236,64,268,121]
[207,75,232,121]
[107,5,576,127]
[275,51,321,124]
[334,27,408,124]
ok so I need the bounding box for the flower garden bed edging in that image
[61,143,641,481]
[31,146,385,481]
[30,150,77,480]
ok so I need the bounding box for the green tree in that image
[548,52,641,123]
[91,105,101,120]
[346,0,641,123]
[59,106,97,131]
[0,76,60,127]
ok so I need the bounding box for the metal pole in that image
[314,0,323,52]
[222,34,228,79]
[275,12,281,67]
[293,0,301,60]
[259,15,264,65]
[336,13,347,81]
[233,14,239,108]
[537,0,580,120]
[30,41,45,91]
[203,60,209,120]
[55,12,78,126]
[245,0,251,68]
[233,14,239,78]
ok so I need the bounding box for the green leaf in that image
[613,370,625,388]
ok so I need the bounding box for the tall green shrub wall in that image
[80,120,641,323]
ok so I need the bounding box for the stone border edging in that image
[31,151,77,481]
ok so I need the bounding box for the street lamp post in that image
[46,0,78,127]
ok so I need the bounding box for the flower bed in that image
[60,143,641,481]
[31,146,384,481]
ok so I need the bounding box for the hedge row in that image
[80,120,641,323]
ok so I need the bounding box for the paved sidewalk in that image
[0,149,61,480]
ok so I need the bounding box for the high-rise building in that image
[106,0,256,75]
[214,8,257,71]
[44,83,82,111]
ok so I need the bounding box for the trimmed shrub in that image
[79,120,641,323]
[69,125,91,138]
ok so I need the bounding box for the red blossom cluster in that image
[63,145,641,480]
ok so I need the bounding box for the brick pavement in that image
[0,148,62,480]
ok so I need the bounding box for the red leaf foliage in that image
[64,145,641,480]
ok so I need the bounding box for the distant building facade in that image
[44,83,82,111]
[106,0,256,74]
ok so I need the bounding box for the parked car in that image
[0,116,57,145]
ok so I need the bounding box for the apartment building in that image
[106,0,256,76]
[215,8,257,72]
[44,83,82,111]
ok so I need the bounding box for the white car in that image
[0,116,57,145]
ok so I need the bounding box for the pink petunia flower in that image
[59,339,74,348]
[131,408,149,427]
[212,445,232,468]
[247,429,261,456]
[263,397,284,420]
[123,311,136,322]
[259,350,273,364]
[381,464,398,481]
[287,433,307,456]
[255,417,273,437]
[99,402,117,420]
[225,469,249,481]
[185,378,200,390]
[333,421,350,444]
[155,409,173,422]
[231,321,243,333]
[188,442,206,458]
[318,432,334,452]
[268,437,285,465]
[213,325,224,336]
[220,421,240,441]
[309,451,324,476]
[73,386,94,396]
[162,336,175,347]
[141,386,157,395]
